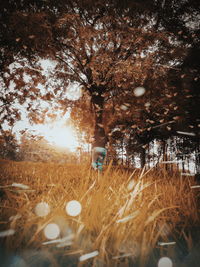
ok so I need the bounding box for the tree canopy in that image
[0,0,199,166]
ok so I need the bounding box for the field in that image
[0,159,200,267]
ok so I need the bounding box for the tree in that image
[0,130,19,160]
[0,1,174,136]
[18,132,74,162]
[0,0,199,169]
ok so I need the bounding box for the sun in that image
[44,125,79,151]
[32,119,79,151]
[13,109,81,152]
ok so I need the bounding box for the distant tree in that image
[0,130,19,160]
[18,132,74,162]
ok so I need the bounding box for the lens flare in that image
[11,183,29,189]
[120,105,129,111]
[44,223,60,240]
[34,202,50,217]
[158,257,173,267]
[134,87,145,97]
[0,229,15,237]
[65,200,82,216]
[79,251,99,262]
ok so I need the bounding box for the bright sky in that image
[12,110,80,152]
[35,122,79,151]
[2,58,83,152]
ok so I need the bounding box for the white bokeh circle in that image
[44,223,60,240]
[34,202,50,217]
[65,200,82,216]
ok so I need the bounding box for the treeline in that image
[0,130,199,177]
[107,135,199,174]
[0,131,80,163]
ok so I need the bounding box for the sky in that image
[2,58,83,151]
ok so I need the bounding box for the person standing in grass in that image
[91,126,108,172]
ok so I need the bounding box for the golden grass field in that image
[0,159,200,267]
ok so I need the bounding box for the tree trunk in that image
[162,139,168,172]
[90,85,106,146]
[90,85,104,121]
[195,140,200,181]
[140,146,146,168]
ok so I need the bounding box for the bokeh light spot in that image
[0,229,15,237]
[134,87,146,97]
[44,223,60,240]
[158,257,173,267]
[34,202,50,217]
[65,200,82,216]
[79,251,99,261]
[120,105,128,111]
[144,102,151,107]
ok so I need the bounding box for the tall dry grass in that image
[0,159,199,267]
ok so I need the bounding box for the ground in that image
[0,159,200,266]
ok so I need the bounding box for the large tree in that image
[0,0,199,163]
[0,0,170,140]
